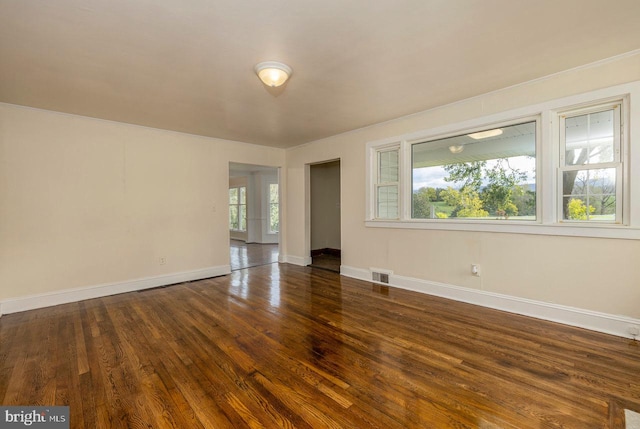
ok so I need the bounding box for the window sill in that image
[364,219,640,240]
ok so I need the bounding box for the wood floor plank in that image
[1,263,639,428]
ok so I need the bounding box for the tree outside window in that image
[269,183,279,233]
[367,87,632,237]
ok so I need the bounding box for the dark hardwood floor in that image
[1,263,639,428]
[310,254,341,273]
[230,240,278,271]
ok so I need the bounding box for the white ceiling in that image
[1,0,639,148]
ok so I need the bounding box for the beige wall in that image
[0,104,284,301]
[284,52,640,319]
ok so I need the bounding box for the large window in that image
[365,83,636,239]
[229,186,246,231]
[269,183,279,233]
[412,121,536,221]
[559,102,622,223]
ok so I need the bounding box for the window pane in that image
[239,186,246,204]
[229,188,238,204]
[562,168,616,221]
[379,150,399,183]
[270,203,279,233]
[411,121,536,220]
[269,184,279,203]
[377,185,398,219]
[229,206,239,230]
[269,184,279,233]
[239,205,247,231]
[565,109,615,166]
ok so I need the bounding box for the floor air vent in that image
[372,271,390,284]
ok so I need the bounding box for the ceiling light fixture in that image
[254,61,292,87]
[449,145,464,154]
[467,128,503,140]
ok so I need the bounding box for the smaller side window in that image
[375,147,400,219]
[559,102,623,223]
[229,188,239,230]
[229,186,247,231]
[269,183,279,234]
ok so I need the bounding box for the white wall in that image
[0,104,284,307]
[284,52,640,324]
[251,171,279,244]
[310,161,341,251]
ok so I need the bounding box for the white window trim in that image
[367,142,402,220]
[365,81,640,240]
[406,115,541,223]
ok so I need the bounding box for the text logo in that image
[0,407,69,428]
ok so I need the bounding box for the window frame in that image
[268,182,279,234]
[365,81,639,240]
[408,116,541,223]
[229,185,247,232]
[557,101,624,224]
[369,143,401,220]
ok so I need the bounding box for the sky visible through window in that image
[413,155,536,191]
[410,120,537,220]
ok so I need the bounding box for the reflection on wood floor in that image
[310,254,341,272]
[2,263,639,428]
[230,239,279,271]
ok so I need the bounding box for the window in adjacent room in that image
[229,186,247,231]
[269,183,279,233]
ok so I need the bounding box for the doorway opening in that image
[229,162,280,271]
[309,160,341,272]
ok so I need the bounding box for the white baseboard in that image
[0,265,231,316]
[282,254,312,266]
[4,263,637,340]
[340,265,640,339]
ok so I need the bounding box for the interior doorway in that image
[309,160,341,272]
[229,162,280,271]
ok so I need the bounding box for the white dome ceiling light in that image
[254,61,292,88]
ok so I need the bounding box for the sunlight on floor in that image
[627,409,640,429]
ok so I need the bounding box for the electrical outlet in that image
[471,264,480,277]
[159,257,166,265]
